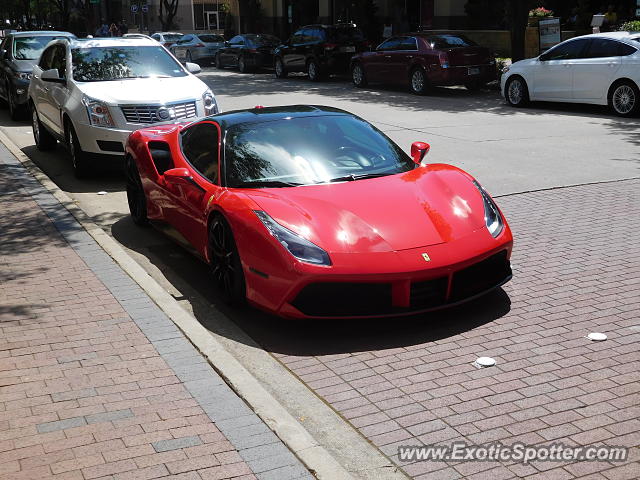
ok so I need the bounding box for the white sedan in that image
[28,37,219,177]
[502,32,640,116]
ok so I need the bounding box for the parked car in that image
[125,105,513,318]
[149,31,184,49]
[351,33,496,95]
[0,30,76,119]
[502,32,640,117]
[29,37,218,177]
[273,23,369,81]
[171,34,225,65]
[215,34,280,72]
[123,33,155,41]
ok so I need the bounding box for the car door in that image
[46,44,69,137]
[173,35,193,61]
[165,121,221,250]
[284,30,307,70]
[31,44,57,130]
[532,38,589,100]
[571,38,625,100]
[228,35,245,65]
[387,36,418,85]
[366,37,401,83]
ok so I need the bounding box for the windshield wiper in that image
[234,180,302,188]
[328,172,393,183]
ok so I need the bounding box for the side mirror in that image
[41,68,66,84]
[185,62,201,74]
[539,53,549,61]
[164,167,193,185]
[411,141,430,165]
[0,49,7,60]
[224,41,230,46]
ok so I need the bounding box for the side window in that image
[301,28,313,43]
[181,122,220,183]
[400,37,418,51]
[39,45,56,69]
[51,45,67,78]
[543,39,588,60]
[230,35,244,45]
[290,30,305,44]
[619,43,637,56]
[179,35,193,44]
[585,38,629,58]
[377,37,401,51]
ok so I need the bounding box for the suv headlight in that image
[473,180,504,238]
[13,71,32,80]
[254,210,331,266]
[202,90,218,115]
[82,97,114,127]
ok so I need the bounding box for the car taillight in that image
[324,43,338,51]
[247,48,257,53]
[194,43,205,48]
[439,52,449,69]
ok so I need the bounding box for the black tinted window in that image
[246,34,280,46]
[51,45,67,77]
[182,122,219,183]
[39,45,56,69]
[290,30,305,44]
[377,38,401,51]
[327,26,364,43]
[425,35,477,49]
[620,43,637,56]
[400,37,417,50]
[585,38,624,58]
[199,35,224,43]
[544,39,587,60]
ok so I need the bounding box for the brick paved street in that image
[0,147,313,480]
[266,179,640,479]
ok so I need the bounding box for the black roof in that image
[205,105,352,128]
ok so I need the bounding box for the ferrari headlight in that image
[203,90,218,115]
[254,210,331,266]
[13,71,32,80]
[473,180,504,238]
[82,96,114,127]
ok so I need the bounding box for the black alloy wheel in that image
[208,215,246,305]
[275,57,287,78]
[125,157,148,226]
[66,122,90,178]
[238,55,248,73]
[351,63,367,87]
[32,106,56,151]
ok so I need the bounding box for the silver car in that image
[170,33,225,65]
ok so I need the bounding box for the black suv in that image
[0,30,75,119]
[273,24,368,81]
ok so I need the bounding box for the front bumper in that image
[11,78,30,106]
[246,226,513,319]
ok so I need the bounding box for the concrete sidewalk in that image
[0,142,314,480]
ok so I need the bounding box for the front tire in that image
[505,76,530,107]
[208,214,246,305]
[32,106,56,151]
[215,53,223,69]
[307,59,322,82]
[609,80,639,117]
[125,157,148,226]
[352,63,367,87]
[66,122,90,178]
[410,67,429,95]
[238,55,249,73]
[275,57,287,78]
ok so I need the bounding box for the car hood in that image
[13,59,37,72]
[243,165,487,254]
[76,75,208,105]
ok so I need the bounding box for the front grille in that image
[410,277,448,309]
[450,250,511,302]
[120,100,197,124]
[292,282,392,317]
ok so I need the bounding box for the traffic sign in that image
[141,5,148,13]
[131,4,138,12]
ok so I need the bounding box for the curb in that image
[0,129,361,480]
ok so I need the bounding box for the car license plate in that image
[468,67,480,75]
[341,46,356,53]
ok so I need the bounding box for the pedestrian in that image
[118,20,128,35]
[603,4,617,29]
[109,23,119,37]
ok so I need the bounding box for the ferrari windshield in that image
[225,115,414,187]
[71,46,186,81]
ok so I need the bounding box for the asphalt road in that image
[2,68,639,478]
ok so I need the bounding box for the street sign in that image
[141,5,148,13]
[131,4,138,13]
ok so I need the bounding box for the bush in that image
[619,20,640,32]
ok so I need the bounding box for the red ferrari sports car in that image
[125,105,513,319]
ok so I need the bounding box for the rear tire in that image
[66,122,90,178]
[32,106,56,151]
[275,57,287,78]
[125,156,148,226]
[505,76,530,107]
[238,55,249,73]
[351,62,367,87]
[208,214,246,305]
[409,67,429,95]
[608,80,639,117]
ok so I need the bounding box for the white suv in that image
[28,37,218,177]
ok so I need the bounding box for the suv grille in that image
[120,101,197,124]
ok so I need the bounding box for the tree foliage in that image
[158,0,179,30]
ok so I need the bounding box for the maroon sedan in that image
[351,33,496,94]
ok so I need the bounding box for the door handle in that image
[384,55,391,59]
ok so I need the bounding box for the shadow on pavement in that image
[111,215,511,356]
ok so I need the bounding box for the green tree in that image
[158,0,180,30]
